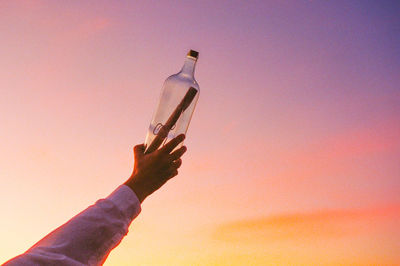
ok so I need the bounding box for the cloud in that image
[78,17,112,37]
[51,16,112,44]
[8,0,44,10]
[213,205,400,243]
[268,117,400,185]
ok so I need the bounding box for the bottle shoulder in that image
[164,73,200,91]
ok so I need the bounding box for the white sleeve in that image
[3,185,141,266]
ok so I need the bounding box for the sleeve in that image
[3,185,141,266]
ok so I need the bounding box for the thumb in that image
[133,144,145,160]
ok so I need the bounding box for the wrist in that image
[124,175,148,203]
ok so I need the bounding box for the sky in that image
[0,0,399,265]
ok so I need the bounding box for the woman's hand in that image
[125,134,187,203]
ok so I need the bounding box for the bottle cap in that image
[187,50,199,59]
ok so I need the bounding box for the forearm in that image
[4,185,141,266]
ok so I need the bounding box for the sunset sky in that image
[1,1,399,265]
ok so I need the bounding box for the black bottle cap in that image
[187,50,199,59]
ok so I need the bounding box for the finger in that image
[171,158,182,169]
[133,144,145,160]
[169,146,187,161]
[161,134,185,154]
[167,169,178,180]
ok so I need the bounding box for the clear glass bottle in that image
[144,50,200,153]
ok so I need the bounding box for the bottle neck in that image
[179,57,197,78]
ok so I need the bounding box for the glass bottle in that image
[144,50,200,153]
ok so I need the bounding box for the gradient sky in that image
[1,0,399,265]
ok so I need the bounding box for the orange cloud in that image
[213,205,400,243]
[212,205,400,264]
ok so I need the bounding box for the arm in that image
[4,134,187,266]
[4,185,141,266]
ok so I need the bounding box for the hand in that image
[124,134,187,203]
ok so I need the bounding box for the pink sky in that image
[1,1,399,265]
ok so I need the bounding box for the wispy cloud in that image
[213,205,400,243]
[77,17,112,37]
[9,0,44,10]
[271,118,400,186]
[210,206,400,264]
